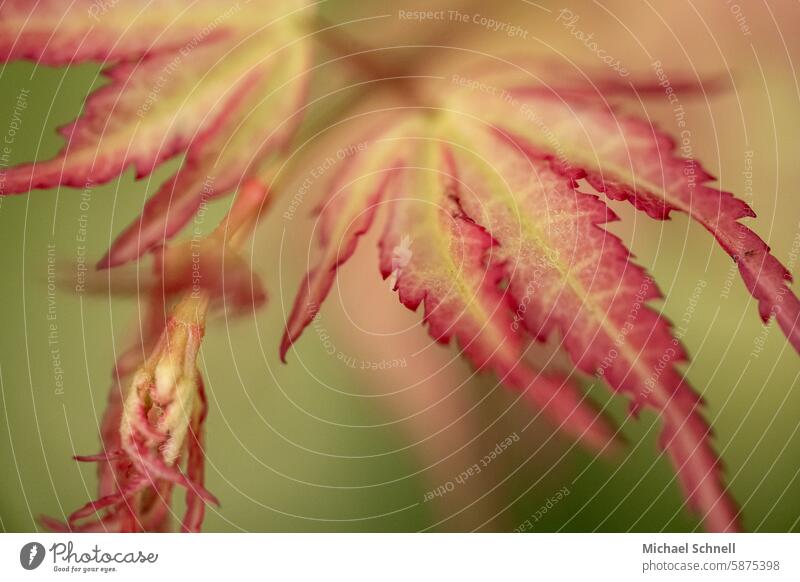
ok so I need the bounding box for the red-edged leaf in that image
[1,1,312,271]
[285,111,741,530]
[446,121,739,531]
[0,27,293,194]
[0,0,304,65]
[280,121,412,361]
[1,50,222,191]
[483,91,800,354]
[98,39,311,268]
[284,124,620,453]
[383,137,619,452]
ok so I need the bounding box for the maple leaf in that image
[459,87,800,352]
[43,294,217,533]
[0,0,312,268]
[278,96,798,530]
[42,178,269,533]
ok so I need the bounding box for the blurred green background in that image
[1,0,799,532]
